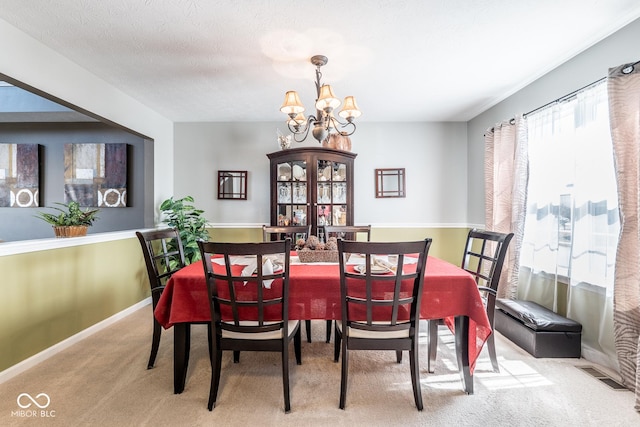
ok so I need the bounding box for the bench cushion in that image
[496,299,582,333]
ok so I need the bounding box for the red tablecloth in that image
[155,256,491,372]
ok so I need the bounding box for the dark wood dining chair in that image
[334,238,432,410]
[427,228,514,373]
[198,238,302,413]
[262,224,315,342]
[322,225,372,343]
[262,224,311,243]
[323,225,371,243]
[136,228,186,369]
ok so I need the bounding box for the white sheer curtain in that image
[520,80,620,368]
[484,117,528,299]
[608,61,640,410]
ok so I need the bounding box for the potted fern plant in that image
[36,201,100,237]
[159,195,209,265]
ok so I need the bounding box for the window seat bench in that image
[495,299,582,358]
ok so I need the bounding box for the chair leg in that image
[233,351,240,363]
[305,320,312,343]
[148,318,162,369]
[487,332,500,373]
[427,319,439,373]
[208,340,222,411]
[396,350,403,363]
[326,320,333,343]
[409,342,424,411]
[207,324,213,364]
[282,341,291,413]
[334,324,341,362]
[184,323,192,377]
[339,339,348,409]
[294,325,302,365]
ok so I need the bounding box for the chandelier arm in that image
[287,122,310,143]
[287,114,319,143]
[339,121,357,137]
[326,114,357,136]
[327,114,357,136]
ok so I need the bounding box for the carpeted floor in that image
[0,305,637,426]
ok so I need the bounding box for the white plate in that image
[354,264,391,275]
[292,164,305,180]
[323,166,332,180]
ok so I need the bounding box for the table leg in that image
[174,323,191,394]
[454,315,473,394]
[427,319,438,373]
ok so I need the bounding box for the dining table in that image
[154,254,491,395]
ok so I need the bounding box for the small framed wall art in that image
[375,168,406,198]
[218,170,247,200]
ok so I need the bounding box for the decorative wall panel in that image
[64,143,127,207]
[0,143,39,207]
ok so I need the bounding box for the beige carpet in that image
[1,306,637,426]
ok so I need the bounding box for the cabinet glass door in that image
[276,160,308,226]
[317,159,348,240]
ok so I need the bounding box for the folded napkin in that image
[372,255,397,273]
[242,258,275,289]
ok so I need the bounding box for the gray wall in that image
[174,121,469,227]
[0,122,147,241]
[466,18,640,225]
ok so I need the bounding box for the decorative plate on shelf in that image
[292,165,305,180]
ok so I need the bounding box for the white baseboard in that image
[0,298,151,384]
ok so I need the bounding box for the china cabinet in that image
[267,147,357,240]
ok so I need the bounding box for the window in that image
[521,81,619,293]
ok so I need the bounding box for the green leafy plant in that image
[35,201,100,226]
[160,196,209,265]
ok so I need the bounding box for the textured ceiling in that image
[1,0,640,123]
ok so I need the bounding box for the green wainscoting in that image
[1,226,469,373]
[368,227,469,264]
[0,237,147,372]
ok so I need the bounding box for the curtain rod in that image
[523,58,639,119]
[487,59,639,134]
[494,77,607,131]
[522,77,605,118]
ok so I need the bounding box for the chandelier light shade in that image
[339,96,361,122]
[315,85,340,113]
[280,55,361,144]
[280,91,305,116]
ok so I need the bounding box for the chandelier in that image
[280,55,361,144]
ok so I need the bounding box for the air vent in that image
[578,366,627,390]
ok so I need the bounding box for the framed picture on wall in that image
[64,143,128,207]
[218,170,248,200]
[375,168,406,198]
[0,143,40,208]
